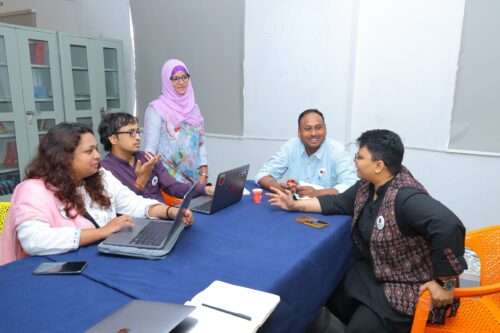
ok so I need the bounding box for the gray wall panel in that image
[130,0,244,135]
[449,0,500,152]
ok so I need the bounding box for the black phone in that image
[33,261,87,275]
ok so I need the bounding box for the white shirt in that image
[17,169,161,256]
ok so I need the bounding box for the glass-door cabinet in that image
[59,33,126,135]
[0,24,63,200]
[0,26,28,200]
[96,39,126,113]
[16,29,64,151]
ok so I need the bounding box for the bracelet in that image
[166,206,172,219]
[134,182,145,190]
[200,173,208,177]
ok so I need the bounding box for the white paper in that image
[294,181,324,200]
[184,280,280,333]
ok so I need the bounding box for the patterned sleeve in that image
[198,127,208,166]
[144,106,162,154]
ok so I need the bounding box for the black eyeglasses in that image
[114,129,143,138]
[170,74,190,83]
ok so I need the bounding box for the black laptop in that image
[188,164,249,214]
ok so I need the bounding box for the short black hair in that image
[98,112,138,151]
[357,129,404,174]
[298,109,325,127]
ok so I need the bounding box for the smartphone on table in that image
[295,216,330,229]
[33,261,87,275]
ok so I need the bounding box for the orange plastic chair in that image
[411,225,500,332]
[161,190,182,206]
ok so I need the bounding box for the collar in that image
[369,179,392,200]
[300,140,326,160]
[106,152,139,168]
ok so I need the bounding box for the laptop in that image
[97,182,197,259]
[86,300,195,333]
[188,164,249,214]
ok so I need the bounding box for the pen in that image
[201,303,252,321]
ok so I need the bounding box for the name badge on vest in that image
[376,215,385,230]
[151,176,158,186]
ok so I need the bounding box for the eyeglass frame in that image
[354,152,387,166]
[354,152,368,162]
[170,74,190,83]
[114,128,143,138]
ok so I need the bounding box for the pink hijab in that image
[146,59,204,129]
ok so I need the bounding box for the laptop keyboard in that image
[194,200,212,212]
[129,221,173,248]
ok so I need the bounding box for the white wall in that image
[244,0,355,142]
[217,0,499,231]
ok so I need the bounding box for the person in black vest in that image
[267,129,467,332]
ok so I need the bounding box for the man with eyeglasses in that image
[255,109,358,197]
[269,129,466,332]
[98,113,214,203]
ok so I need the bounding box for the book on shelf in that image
[183,280,280,333]
[29,42,45,65]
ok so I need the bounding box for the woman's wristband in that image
[166,206,172,219]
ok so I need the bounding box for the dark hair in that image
[25,122,111,218]
[298,109,325,127]
[357,129,404,174]
[98,112,138,151]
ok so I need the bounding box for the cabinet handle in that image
[25,111,35,124]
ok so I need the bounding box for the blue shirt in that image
[101,152,206,202]
[254,138,358,192]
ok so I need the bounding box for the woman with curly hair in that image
[0,123,194,265]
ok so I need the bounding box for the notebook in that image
[85,300,195,333]
[188,164,250,214]
[97,182,197,259]
[183,280,280,333]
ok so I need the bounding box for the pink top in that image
[0,179,94,265]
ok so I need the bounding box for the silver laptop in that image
[86,300,195,333]
[189,164,249,214]
[97,183,197,259]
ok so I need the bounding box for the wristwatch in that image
[435,277,457,290]
[200,173,208,178]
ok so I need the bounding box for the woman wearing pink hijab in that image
[144,59,208,185]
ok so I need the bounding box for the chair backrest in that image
[465,225,500,307]
[0,202,10,236]
[465,225,500,286]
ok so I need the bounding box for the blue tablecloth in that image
[1,182,355,333]
[0,256,132,333]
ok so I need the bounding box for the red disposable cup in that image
[252,188,263,203]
